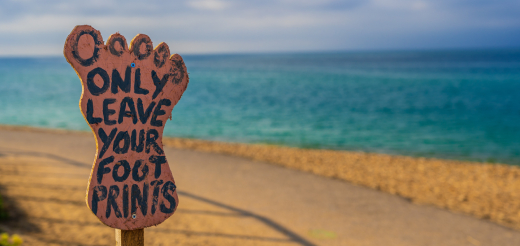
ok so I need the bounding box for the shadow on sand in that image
[0,149,316,246]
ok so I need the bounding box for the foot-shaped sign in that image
[64,25,189,230]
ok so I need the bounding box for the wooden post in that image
[115,229,144,246]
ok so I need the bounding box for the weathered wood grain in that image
[116,229,144,246]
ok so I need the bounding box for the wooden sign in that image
[64,25,189,230]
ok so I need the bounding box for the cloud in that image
[0,0,518,56]
[187,0,230,10]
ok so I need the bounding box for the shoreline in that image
[2,124,520,230]
[0,124,508,165]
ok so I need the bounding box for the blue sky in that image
[0,0,519,56]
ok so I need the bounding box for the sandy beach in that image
[1,125,520,246]
[164,137,520,230]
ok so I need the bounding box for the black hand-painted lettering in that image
[134,69,149,95]
[132,36,152,60]
[112,160,131,182]
[131,183,149,216]
[98,127,117,159]
[150,180,163,215]
[132,160,149,182]
[123,184,129,218]
[172,59,186,85]
[91,185,107,215]
[111,66,131,94]
[97,156,114,184]
[154,45,168,68]
[87,67,110,96]
[71,30,101,67]
[137,98,156,124]
[146,129,163,154]
[113,131,130,154]
[151,70,170,99]
[118,97,138,124]
[160,181,177,213]
[151,99,171,127]
[103,99,117,125]
[149,155,166,179]
[107,185,122,218]
[109,36,126,57]
[86,99,102,124]
[131,129,145,153]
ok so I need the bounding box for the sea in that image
[1,49,520,165]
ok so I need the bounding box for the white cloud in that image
[187,0,230,10]
[0,0,518,56]
[0,44,62,56]
[411,1,428,10]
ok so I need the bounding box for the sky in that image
[0,0,519,56]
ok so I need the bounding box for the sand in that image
[1,125,520,246]
[164,138,520,230]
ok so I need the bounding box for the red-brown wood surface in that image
[63,25,188,230]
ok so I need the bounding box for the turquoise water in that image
[1,50,520,164]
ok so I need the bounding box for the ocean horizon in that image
[1,49,520,164]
